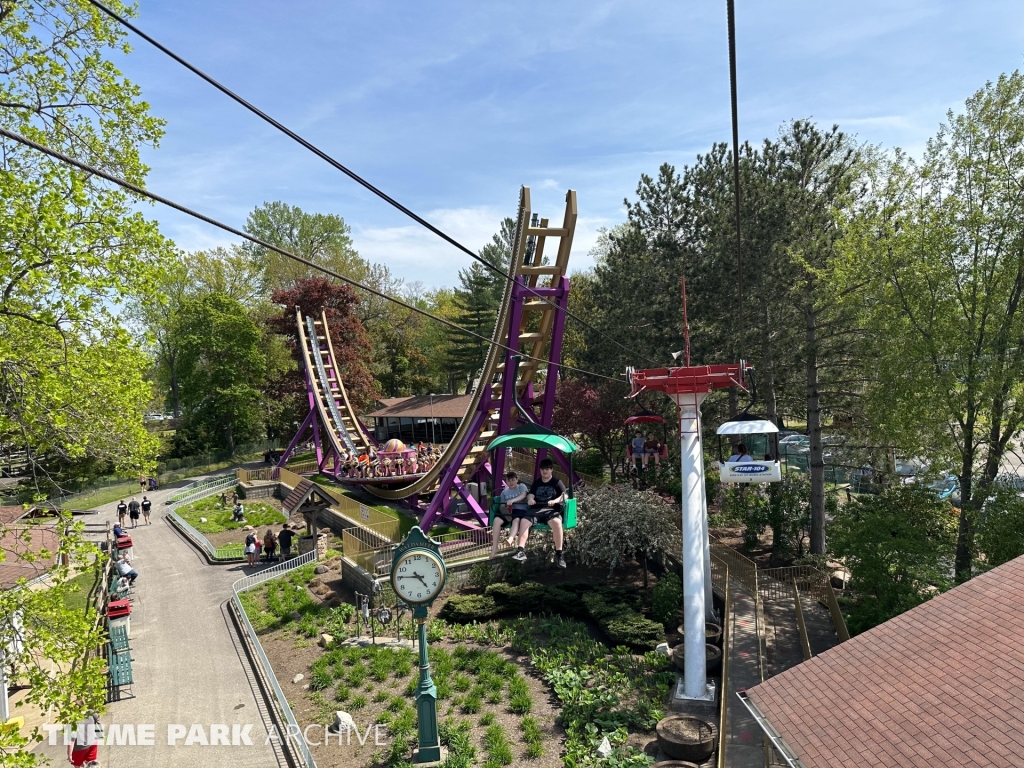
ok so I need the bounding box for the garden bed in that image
[240,562,676,767]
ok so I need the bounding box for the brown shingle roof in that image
[0,523,59,589]
[0,506,28,526]
[365,394,472,420]
[745,554,1024,768]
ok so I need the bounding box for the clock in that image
[391,550,445,604]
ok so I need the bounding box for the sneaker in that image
[556,554,567,569]
[512,547,527,562]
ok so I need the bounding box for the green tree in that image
[0,0,169,497]
[975,484,1024,570]
[173,294,266,455]
[0,517,108,766]
[444,218,513,391]
[830,485,957,634]
[839,72,1024,580]
[242,201,367,296]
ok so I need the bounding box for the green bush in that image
[650,572,682,626]
[439,595,502,622]
[467,561,496,591]
[603,613,665,651]
[485,582,548,612]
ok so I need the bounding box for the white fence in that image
[166,474,237,506]
[231,550,319,768]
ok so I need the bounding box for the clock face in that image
[392,551,444,603]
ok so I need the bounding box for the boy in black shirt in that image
[141,496,152,525]
[278,524,295,559]
[116,500,128,527]
[511,459,568,568]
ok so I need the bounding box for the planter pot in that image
[677,622,723,647]
[656,716,718,763]
[654,762,700,768]
[670,643,723,675]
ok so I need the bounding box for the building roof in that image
[375,397,412,409]
[364,394,472,420]
[0,506,28,526]
[744,553,1024,768]
[0,523,59,589]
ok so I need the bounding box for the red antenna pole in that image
[681,276,691,367]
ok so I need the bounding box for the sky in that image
[111,0,1024,289]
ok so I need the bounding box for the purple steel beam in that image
[492,280,527,484]
[452,476,490,527]
[276,409,315,468]
[419,405,490,531]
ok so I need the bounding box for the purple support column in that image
[276,409,316,468]
[492,280,527,484]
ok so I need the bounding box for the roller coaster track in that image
[283,187,576,524]
[296,308,374,463]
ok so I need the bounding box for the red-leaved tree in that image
[553,378,634,482]
[267,278,377,436]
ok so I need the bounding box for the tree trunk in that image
[168,354,180,418]
[226,422,235,456]
[806,302,826,554]
[955,426,975,583]
[760,303,778,429]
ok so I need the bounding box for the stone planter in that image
[655,716,718,764]
[670,643,722,675]
[653,762,700,768]
[676,622,723,647]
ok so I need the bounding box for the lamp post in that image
[429,394,436,444]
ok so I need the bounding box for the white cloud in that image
[352,205,612,289]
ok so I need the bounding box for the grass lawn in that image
[63,566,102,615]
[175,495,286,534]
[309,475,417,536]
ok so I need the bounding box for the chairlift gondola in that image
[716,412,782,483]
[486,423,579,531]
[625,410,669,467]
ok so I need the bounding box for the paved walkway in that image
[723,584,765,768]
[31,473,286,768]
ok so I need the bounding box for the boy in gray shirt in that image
[491,471,529,557]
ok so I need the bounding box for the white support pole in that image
[676,391,709,699]
[701,492,715,622]
[0,654,7,723]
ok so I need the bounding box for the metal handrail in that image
[167,475,236,507]
[232,549,319,767]
[791,578,812,661]
[718,566,730,768]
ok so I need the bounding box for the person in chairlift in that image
[728,442,754,462]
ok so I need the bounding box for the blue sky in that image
[116,0,1024,289]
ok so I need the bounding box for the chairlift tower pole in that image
[627,363,746,700]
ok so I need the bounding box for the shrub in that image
[603,613,664,651]
[651,572,682,626]
[461,691,482,714]
[485,582,548,613]
[467,561,496,591]
[479,713,495,726]
[349,694,367,710]
[439,595,501,623]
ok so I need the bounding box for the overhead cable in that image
[85,0,663,369]
[0,125,626,386]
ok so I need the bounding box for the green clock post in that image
[390,526,447,764]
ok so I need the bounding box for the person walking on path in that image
[141,495,152,524]
[139,474,147,493]
[245,532,257,567]
[116,500,128,527]
[278,524,295,559]
[263,529,277,563]
[128,497,141,529]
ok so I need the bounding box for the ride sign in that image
[718,460,782,483]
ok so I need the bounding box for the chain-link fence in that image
[0,439,280,508]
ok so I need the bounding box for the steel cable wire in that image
[85,0,662,369]
[0,125,627,386]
